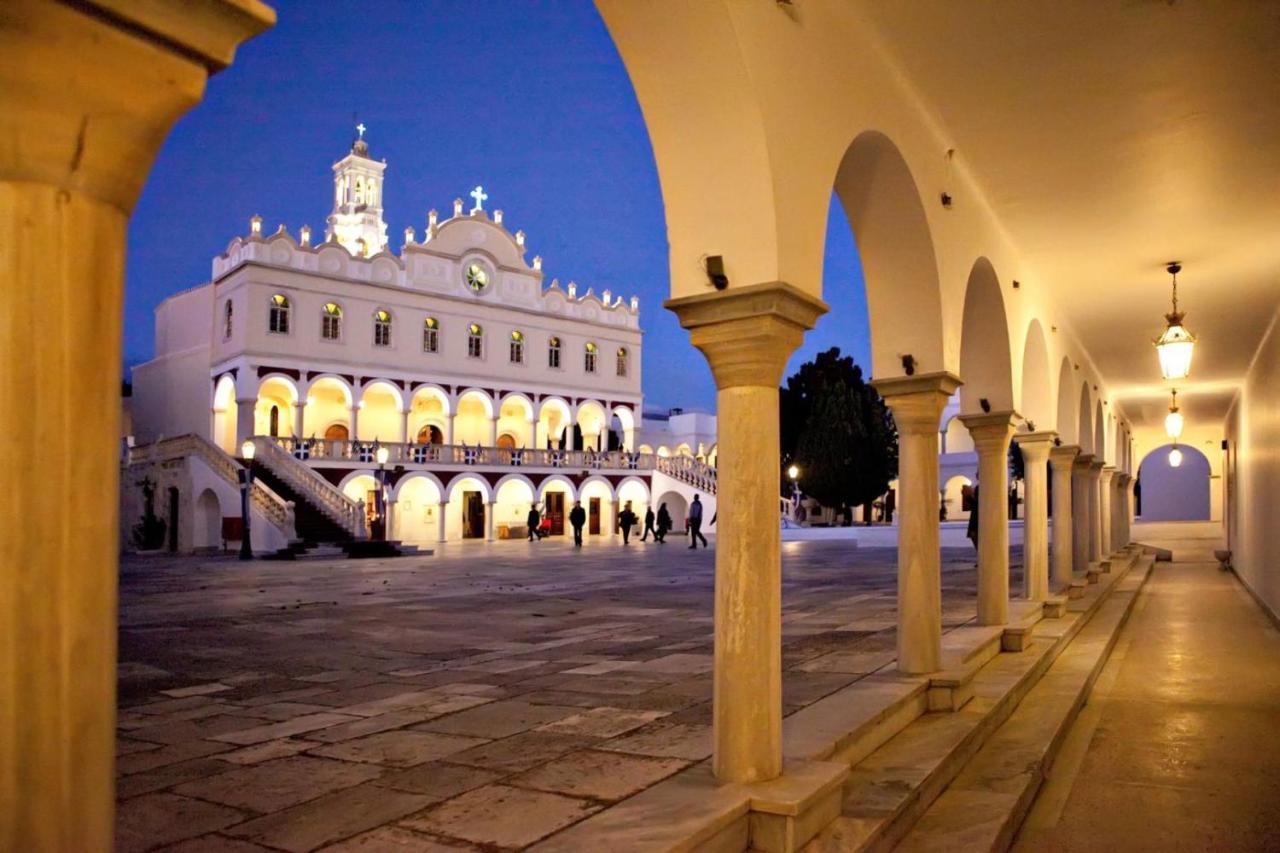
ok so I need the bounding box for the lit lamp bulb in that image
[788,464,800,480]
[1153,263,1197,380]
[1168,446,1183,468]
[1164,389,1184,440]
[241,439,256,460]
[376,446,390,465]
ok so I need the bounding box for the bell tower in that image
[325,123,388,257]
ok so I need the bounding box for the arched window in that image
[269,405,280,437]
[373,309,392,347]
[321,302,342,340]
[416,424,443,445]
[423,317,439,353]
[223,299,233,339]
[548,336,561,369]
[268,294,290,334]
[509,330,525,364]
[467,323,483,358]
[584,342,598,373]
[616,347,628,377]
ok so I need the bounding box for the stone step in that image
[893,555,1155,852]
[801,554,1144,853]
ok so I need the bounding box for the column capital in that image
[1014,430,1057,458]
[665,282,827,388]
[1115,471,1131,486]
[1,0,274,212]
[958,410,1019,450]
[1072,452,1096,472]
[1088,459,1105,476]
[871,372,963,432]
[1099,466,1116,484]
[1049,443,1080,469]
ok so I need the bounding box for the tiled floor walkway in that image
[116,538,1007,852]
[1015,527,1280,851]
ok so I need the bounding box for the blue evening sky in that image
[125,1,869,412]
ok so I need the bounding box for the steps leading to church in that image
[248,462,352,546]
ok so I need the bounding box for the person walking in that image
[569,500,587,548]
[966,481,980,559]
[527,504,542,541]
[656,502,672,543]
[618,501,638,544]
[640,505,657,542]
[688,494,708,549]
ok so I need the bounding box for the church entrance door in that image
[545,492,565,536]
[588,497,601,536]
[462,491,485,539]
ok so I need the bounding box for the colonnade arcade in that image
[210,372,636,456]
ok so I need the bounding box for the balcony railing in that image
[271,436,658,473]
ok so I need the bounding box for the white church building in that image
[124,130,716,555]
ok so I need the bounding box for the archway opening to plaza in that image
[447,476,490,540]
[611,406,636,452]
[393,474,443,544]
[212,374,238,454]
[357,381,403,444]
[617,477,651,527]
[943,475,973,523]
[1020,320,1053,431]
[656,490,688,534]
[1138,444,1211,521]
[497,395,535,449]
[254,376,298,438]
[193,489,222,550]
[494,477,536,538]
[340,473,379,531]
[1055,358,1079,446]
[304,377,352,441]
[409,386,449,445]
[455,390,494,446]
[537,398,571,450]
[538,476,575,537]
[1078,382,1095,456]
[943,416,974,455]
[1094,400,1106,464]
[575,401,608,452]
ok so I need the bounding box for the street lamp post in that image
[787,464,800,499]
[239,439,256,560]
[375,443,390,541]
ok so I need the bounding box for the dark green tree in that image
[780,348,898,512]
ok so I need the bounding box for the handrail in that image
[248,436,365,538]
[126,434,295,533]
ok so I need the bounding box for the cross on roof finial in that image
[470,185,488,213]
[356,122,366,139]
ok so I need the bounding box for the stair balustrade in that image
[247,436,366,538]
[656,453,718,494]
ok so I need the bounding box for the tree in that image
[780,348,898,512]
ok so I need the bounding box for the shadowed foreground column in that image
[961,412,1018,625]
[1016,432,1056,601]
[667,283,825,783]
[0,2,272,849]
[874,373,962,674]
[1049,445,1079,591]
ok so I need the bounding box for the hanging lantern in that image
[1168,445,1183,468]
[1164,389,1184,440]
[1153,262,1197,380]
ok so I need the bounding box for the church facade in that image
[126,132,715,553]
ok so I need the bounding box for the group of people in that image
[525,494,712,549]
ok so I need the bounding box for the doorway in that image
[167,487,180,552]
[463,491,485,539]
[545,492,565,535]
[588,497,601,535]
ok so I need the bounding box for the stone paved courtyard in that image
[116,538,1021,852]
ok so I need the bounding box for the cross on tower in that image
[356,122,366,139]
[470,185,488,213]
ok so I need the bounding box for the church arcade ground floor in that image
[112,523,1280,851]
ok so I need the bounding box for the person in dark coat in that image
[655,503,672,543]
[527,504,542,541]
[569,501,587,547]
[688,494,708,549]
[966,482,980,552]
[618,501,638,544]
[641,506,657,541]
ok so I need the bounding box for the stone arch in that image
[455,389,495,445]
[497,393,535,448]
[943,475,973,522]
[943,415,974,455]
[1094,401,1106,464]
[537,474,577,504]
[575,400,609,451]
[537,396,572,448]
[303,375,354,440]
[1138,443,1211,521]
[957,257,1015,414]
[255,375,299,438]
[616,477,652,516]
[391,471,446,502]
[656,490,689,533]
[1077,383,1094,455]
[409,385,450,443]
[493,475,537,533]
[357,380,403,443]
[1019,319,1053,428]
[833,130,946,377]
[1055,358,1077,445]
[445,473,492,503]
[193,489,222,550]
[391,474,444,544]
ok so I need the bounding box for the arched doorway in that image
[416,424,443,444]
[1138,444,1211,521]
[194,489,222,550]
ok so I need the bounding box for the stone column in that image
[1087,460,1104,562]
[666,282,826,784]
[399,409,410,444]
[1049,445,1079,591]
[1071,454,1094,573]
[873,373,963,674]
[445,413,456,445]
[0,3,272,849]
[235,396,257,447]
[485,501,497,541]
[1099,466,1115,557]
[292,401,305,439]
[385,498,397,540]
[612,499,622,536]
[960,412,1018,625]
[437,501,449,543]
[487,417,498,447]
[1015,432,1055,601]
[349,405,360,442]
